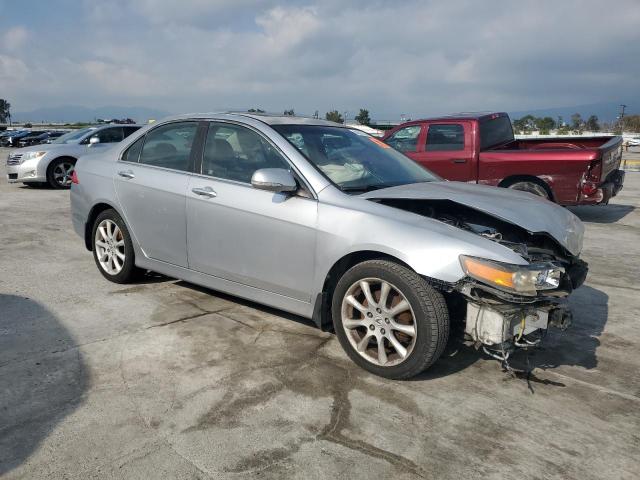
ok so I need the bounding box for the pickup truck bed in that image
[382,112,625,206]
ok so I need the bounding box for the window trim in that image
[196,120,318,199]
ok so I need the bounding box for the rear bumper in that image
[578,169,625,205]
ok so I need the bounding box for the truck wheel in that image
[47,157,76,189]
[504,179,550,199]
[332,260,449,379]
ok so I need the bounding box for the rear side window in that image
[201,123,289,183]
[138,122,198,172]
[386,125,421,153]
[480,115,514,150]
[122,136,144,163]
[425,124,464,151]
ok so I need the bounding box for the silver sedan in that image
[70,113,587,379]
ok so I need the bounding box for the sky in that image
[1,0,639,120]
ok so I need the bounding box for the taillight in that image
[71,170,79,184]
[580,161,601,195]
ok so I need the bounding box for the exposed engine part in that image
[549,307,573,330]
[465,302,549,346]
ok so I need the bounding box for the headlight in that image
[22,151,47,161]
[460,255,564,296]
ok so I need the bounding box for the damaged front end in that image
[374,198,588,365]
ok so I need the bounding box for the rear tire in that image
[91,209,141,284]
[504,179,550,200]
[46,157,76,189]
[332,260,449,379]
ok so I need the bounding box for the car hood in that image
[14,143,76,153]
[361,181,584,256]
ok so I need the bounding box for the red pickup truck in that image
[382,112,625,205]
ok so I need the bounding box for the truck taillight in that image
[581,181,597,195]
[71,170,79,184]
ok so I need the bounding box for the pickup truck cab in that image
[382,112,624,205]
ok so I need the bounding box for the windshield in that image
[272,125,439,192]
[52,128,95,144]
[479,115,514,150]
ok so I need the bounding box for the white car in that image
[6,124,141,188]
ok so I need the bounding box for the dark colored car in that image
[1,130,32,147]
[382,112,624,205]
[17,131,51,147]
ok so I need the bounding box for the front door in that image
[114,121,199,267]
[412,122,474,181]
[186,122,318,302]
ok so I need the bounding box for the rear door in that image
[186,121,318,301]
[114,121,199,267]
[412,122,474,181]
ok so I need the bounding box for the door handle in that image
[452,159,467,164]
[192,186,217,198]
[118,170,135,179]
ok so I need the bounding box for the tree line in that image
[512,113,601,135]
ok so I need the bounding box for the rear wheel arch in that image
[85,203,123,251]
[499,175,554,201]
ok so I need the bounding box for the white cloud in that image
[2,26,29,50]
[4,0,640,118]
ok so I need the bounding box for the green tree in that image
[585,115,600,132]
[248,108,265,113]
[512,115,536,134]
[0,99,10,123]
[535,116,556,134]
[570,113,583,132]
[621,115,640,133]
[325,110,344,124]
[283,109,295,116]
[354,108,371,126]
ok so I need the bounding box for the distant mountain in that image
[509,102,635,124]
[12,105,172,123]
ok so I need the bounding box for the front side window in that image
[385,125,421,153]
[425,124,464,151]
[273,125,438,193]
[138,122,198,172]
[201,123,290,183]
[95,127,124,144]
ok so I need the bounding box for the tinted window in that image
[425,124,464,151]
[123,126,141,138]
[480,115,514,150]
[202,123,289,183]
[138,122,197,172]
[385,125,421,153]
[96,127,124,143]
[122,136,144,163]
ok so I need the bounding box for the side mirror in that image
[251,168,297,193]
[89,136,100,146]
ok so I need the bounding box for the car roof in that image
[156,112,344,127]
[401,112,509,124]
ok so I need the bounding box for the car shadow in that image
[405,285,608,384]
[172,280,607,386]
[568,204,635,223]
[0,294,89,476]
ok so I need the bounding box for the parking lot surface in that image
[1,147,639,479]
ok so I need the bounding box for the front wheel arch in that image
[45,156,77,188]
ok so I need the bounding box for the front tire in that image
[91,209,140,283]
[332,260,449,379]
[46,157,76,189]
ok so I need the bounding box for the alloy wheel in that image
[53,161,74,187]
[94,219,126,275]
[341,277,417,367]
